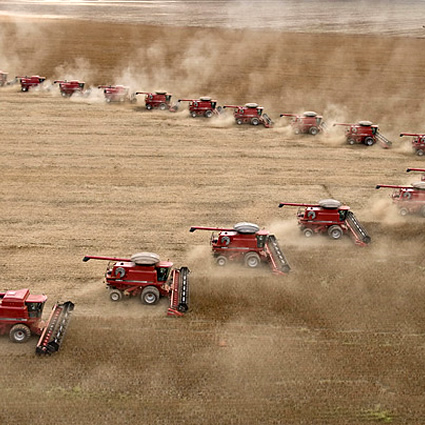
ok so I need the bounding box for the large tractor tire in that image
[364,137,374,146]
[9,324,31,343]
[328,225,343,240]
[309,126,319,136]
[244,252,261,268]
[141,286,160,305]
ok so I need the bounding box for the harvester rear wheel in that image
[159,103,167,110]
[9,324,31,343]
[191,111,197,118]
[328,225,343,240]
[146,104,153,110]
[216,256,228,267]
[303,228,314,238]
[416,149,424,156]
[399,208,409,217]
[141,286,160,305]
[347,138,355,145]
[309,126,319,136]
[236,118,243,125]
[420,206,425,218]
[364,137,374,146]
[244,252,261,268]
[109,289,123,302]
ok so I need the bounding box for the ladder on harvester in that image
[376,132,392,149]
[263,113,273,127]
[321,121,329,132]
[265,235,291,275]
[345,211,371,246]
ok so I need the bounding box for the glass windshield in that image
[156,267,170,282]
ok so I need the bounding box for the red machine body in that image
[280,111,326,135]
[83,253,189,316]
[54,80,86,97]
[178,96,221,118]
[0,71,8,87]
[17,75,46,92]
[279,199,371,246]
[135,91,177,111]
[189,223,290,274]
[98,85,135,103]
[400,133,425,156]
[333,121,392,148]
[376,182,425,217]
[223,103,273,127]
[0,288,74,355]
[406,168,425,181]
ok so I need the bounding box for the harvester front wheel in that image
[159,103,167,110]
[216,255,228,267]
[141,286,160,305]
[244,252,261,268]
[309,126,319,136]
[303,228,314,238]
[251,118,259,126]
[109,289,123,302]
[205,110,213,118]
[328,225,343,240]
[364,137,374,146]
[9,324,31,343]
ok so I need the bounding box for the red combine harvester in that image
[16,75,46,92]
[189,222,290,274]
[83,252,189,316]
[406,168,425,181]
[376,181,425,217]
[135,90,178,111]
[98,85,135,103]
[178,96,221,118]
[279,111,327,135]
[54,80,86,97]
[0,288,74,355]
[223,103,273,127]
[0,70,8,87]
[400,133,425,156]
[279,199,371,246]
[333,121,392,148]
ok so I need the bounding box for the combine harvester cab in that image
[280,111,326,135]
[189,222,290,275]
[178,96,222,118]
[400,133,425,156]
[98,85,136,103]
[333,121,392,148]
[406,167,425,181]
[83,252,189,316]
[135,90,177,111]
[0,71,8,87]
[54,80,86,97]
[0,288,74,355]
[279,199,371,246]
[16,75,46,92]
[376,182,425,217]
[223,103,273,128]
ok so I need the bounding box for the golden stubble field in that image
[0,17,425,424]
